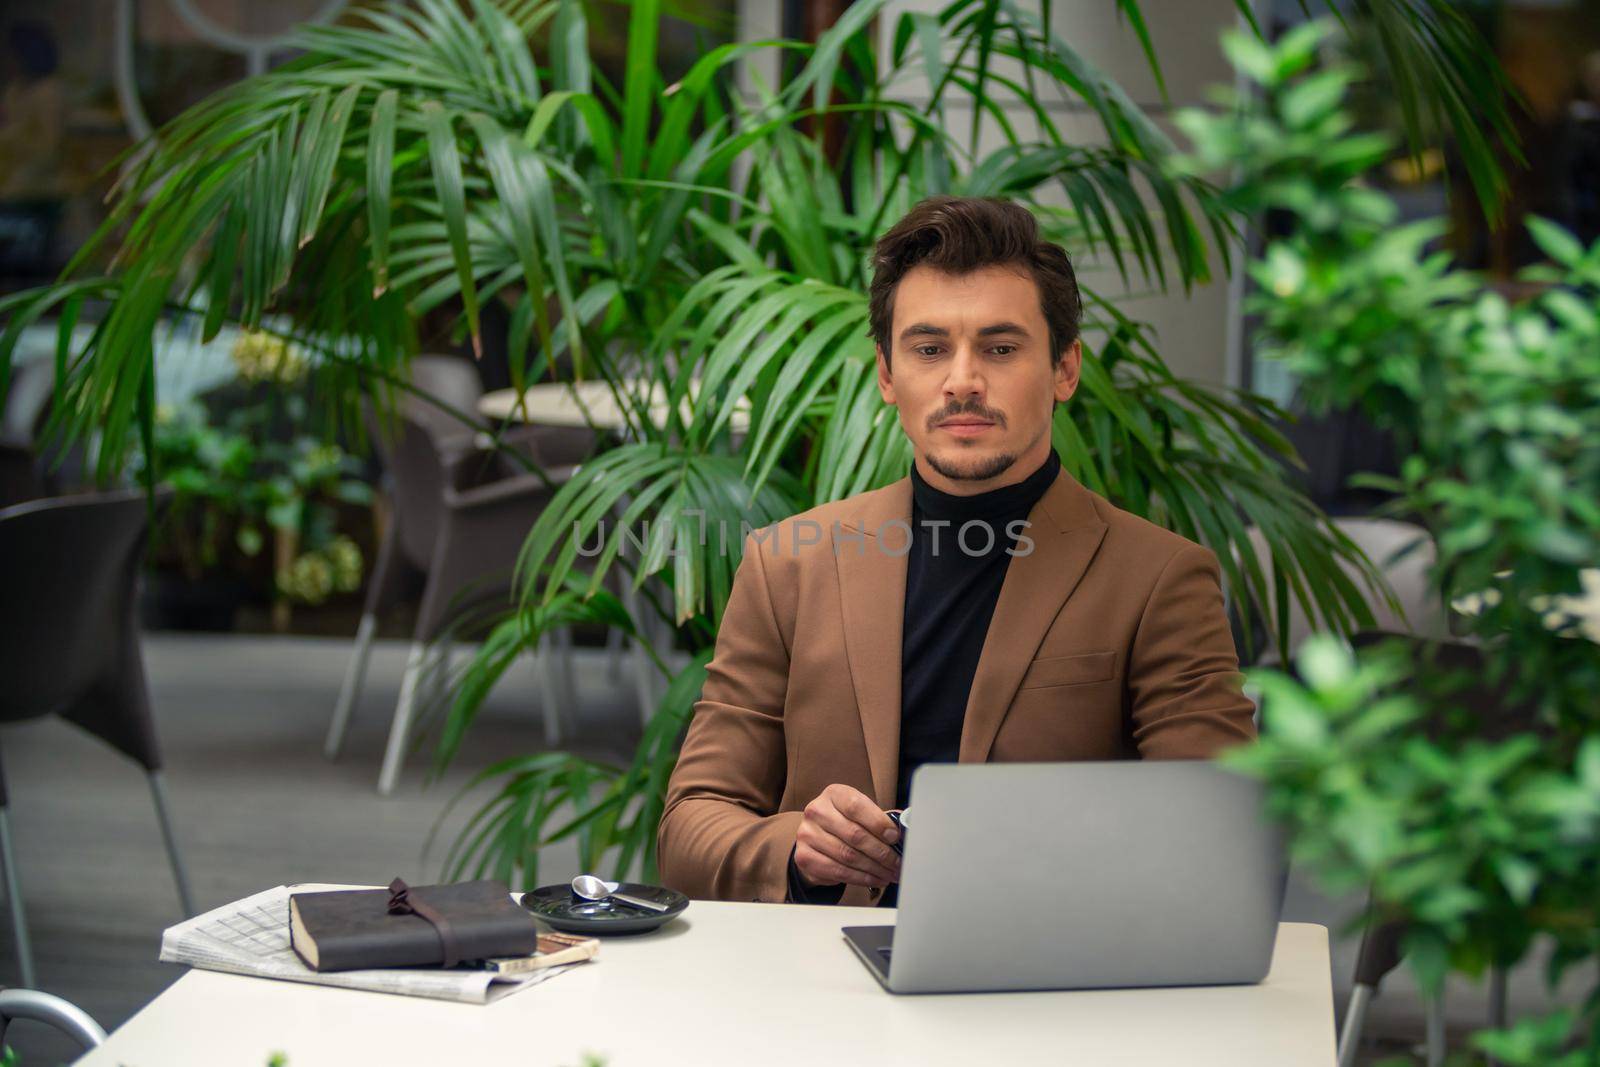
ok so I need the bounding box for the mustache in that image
[927,402,1006,430]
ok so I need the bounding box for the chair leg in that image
[426,638,454,717]
[1337,983,1374,1067]
[146,773,195,918]
[619,578,655,728]
[377,642,427,796]
[0,807,35,989]
[326,612,378,760]
[534,633,565,747]
[632,634,660,729]
[1488,965,1508,1028]
[553,627,579,736]
[1424,991,1447,1067]
[1485,966,1509,1066]
[604,627,625,683]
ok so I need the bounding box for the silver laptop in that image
[842,761,1287,994]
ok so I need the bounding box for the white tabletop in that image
[80,902,1335,1067]
[478,378,750,433]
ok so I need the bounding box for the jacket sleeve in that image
[786,844,846,905]
[657,532,803,902]
[1126,543,1258,757]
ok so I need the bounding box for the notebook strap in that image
[388,877,462,968]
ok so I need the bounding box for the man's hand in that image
[793,784,902,889]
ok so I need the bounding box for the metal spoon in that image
[570,874,670,913]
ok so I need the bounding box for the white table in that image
[80,903,1335,1066]
[478,378,750,433]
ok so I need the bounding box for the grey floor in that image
[0,634,1586,1065]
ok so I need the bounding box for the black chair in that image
[0,359,58,508]
[0,489,195,987]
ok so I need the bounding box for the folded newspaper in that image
[160,883,578,1004]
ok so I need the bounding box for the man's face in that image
[876,264,1080,494]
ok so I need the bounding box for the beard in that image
[924,447,1018,482]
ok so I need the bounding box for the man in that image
[657,195,1256,908]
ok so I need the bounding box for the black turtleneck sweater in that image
[787,448,1061,905]
[896,446,1061,809]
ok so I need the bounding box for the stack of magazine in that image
[160,883,595,1004]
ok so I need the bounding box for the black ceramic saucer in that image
[522,882,689,935]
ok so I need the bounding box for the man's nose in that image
[942,345,985,400]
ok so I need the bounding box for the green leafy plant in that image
[279,533,364,605]
[0,1,1522,888]
[1180,21,1600,1061]
[137,382,372,605]
[137,400,269,580]
[260,436,373,597]
[216,333,375,576]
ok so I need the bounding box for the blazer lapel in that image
[835,478,912,809]
[834,466,1109,802]
[957,468,1109,763]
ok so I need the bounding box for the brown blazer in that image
[657,465,1256,907]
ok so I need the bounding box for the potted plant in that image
[223,329,374,628]
[134,400,263,630]
[264,436,370,629]
[136,329,373,631]
[1180,22,1600,1063]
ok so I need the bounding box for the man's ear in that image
[876,344,895,403]
[1054,339,1082,404]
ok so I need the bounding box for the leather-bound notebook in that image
[289,879,540,973]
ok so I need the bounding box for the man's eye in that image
[991,345,1017,357]
[914,346,941,358]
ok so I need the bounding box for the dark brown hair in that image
[868,196,1082,366]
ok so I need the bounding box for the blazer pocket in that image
[1017,650,1117,690]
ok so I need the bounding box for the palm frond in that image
[515,444,805,625]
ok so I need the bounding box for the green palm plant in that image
[0,0,1521,887]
